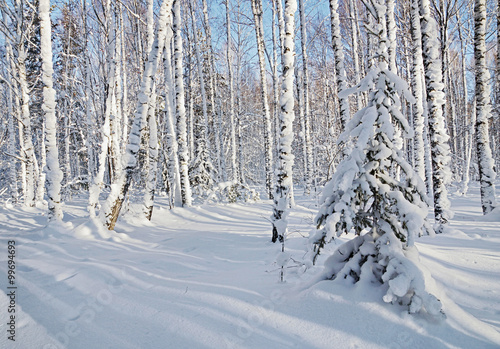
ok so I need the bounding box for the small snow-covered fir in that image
[309,0,441,316]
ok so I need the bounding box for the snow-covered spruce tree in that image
[173,0,193,207]
[420,0,453,232]
[39,0,63,221]
[474,0,497,214]
[103,0,174,230]
[271,0,296,244]
[309,0,442,316]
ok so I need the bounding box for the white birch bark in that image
[298,0,313,195]
[39,0,63,221]
[103,0,175,230]
[163,31,183,207]
[173,0,192,206]
[226,0,238,183]
[4,33,18,203]
[410,0,425,181]
[143,88,159,220]
[420,0,453,232]
[251,0,274,199]
[329,0,351,132]
[474,0,497,214]
[271,0,296,243]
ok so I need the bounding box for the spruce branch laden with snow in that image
[308,0,442,316]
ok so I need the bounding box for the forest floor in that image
[0,183,499,348]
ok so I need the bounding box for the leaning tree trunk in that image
[474,0,497,214]
[103,0,175,230]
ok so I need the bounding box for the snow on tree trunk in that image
[173,0,193,207]
[251,0,274,200]
[458,25,472,195]
[18,47,36,207]
[143,88,159,220]
[420,0,453,232]
[298,0,313,195]
[348,0,362,110]
[4,34,18,203]
[103,0,175,230]
[329,0,351,133]
[39,0,63,220]
[474,0,498,214]
[226,0,239,183]
[271,0,296,244]
[386,0,397,73]
[89,0,115,217]
[163,30,183,207]
[410,0,425,181]
[309,0,441,316]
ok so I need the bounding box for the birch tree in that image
[39,0,63,221]
[271,0,296,243]
[298,0,313,195]
[103,0,174,230]
[173,0,193,207]
[226,0,239,183]
[420,0,453,232]
[251,0,274,199]
[410,0,426,181]
[474,0,497,214]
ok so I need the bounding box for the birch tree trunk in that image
[39,0,63,221]
[298,0,313,195]
[410,0,425,181]
[163,30,183,207]
[3,32,18,203]
[226,0,239,183]
[474,0,497,214]
[329,0,351,132]
[103,0,175,230]
[271,0,296,243]
[420,0,453,232]
[173,0,193,207]
[251,0,274,199]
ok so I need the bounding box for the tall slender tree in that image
[39,0,63,221]
[271,0,296,243]
[420,0,453,232]
[474,0,497,214]
[251,0,274,199]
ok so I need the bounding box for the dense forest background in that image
[0,0,498,225]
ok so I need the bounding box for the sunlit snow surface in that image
[0,183,499,348]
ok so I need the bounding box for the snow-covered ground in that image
[0,183,499,348]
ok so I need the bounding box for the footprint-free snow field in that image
[1,185,499,348]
